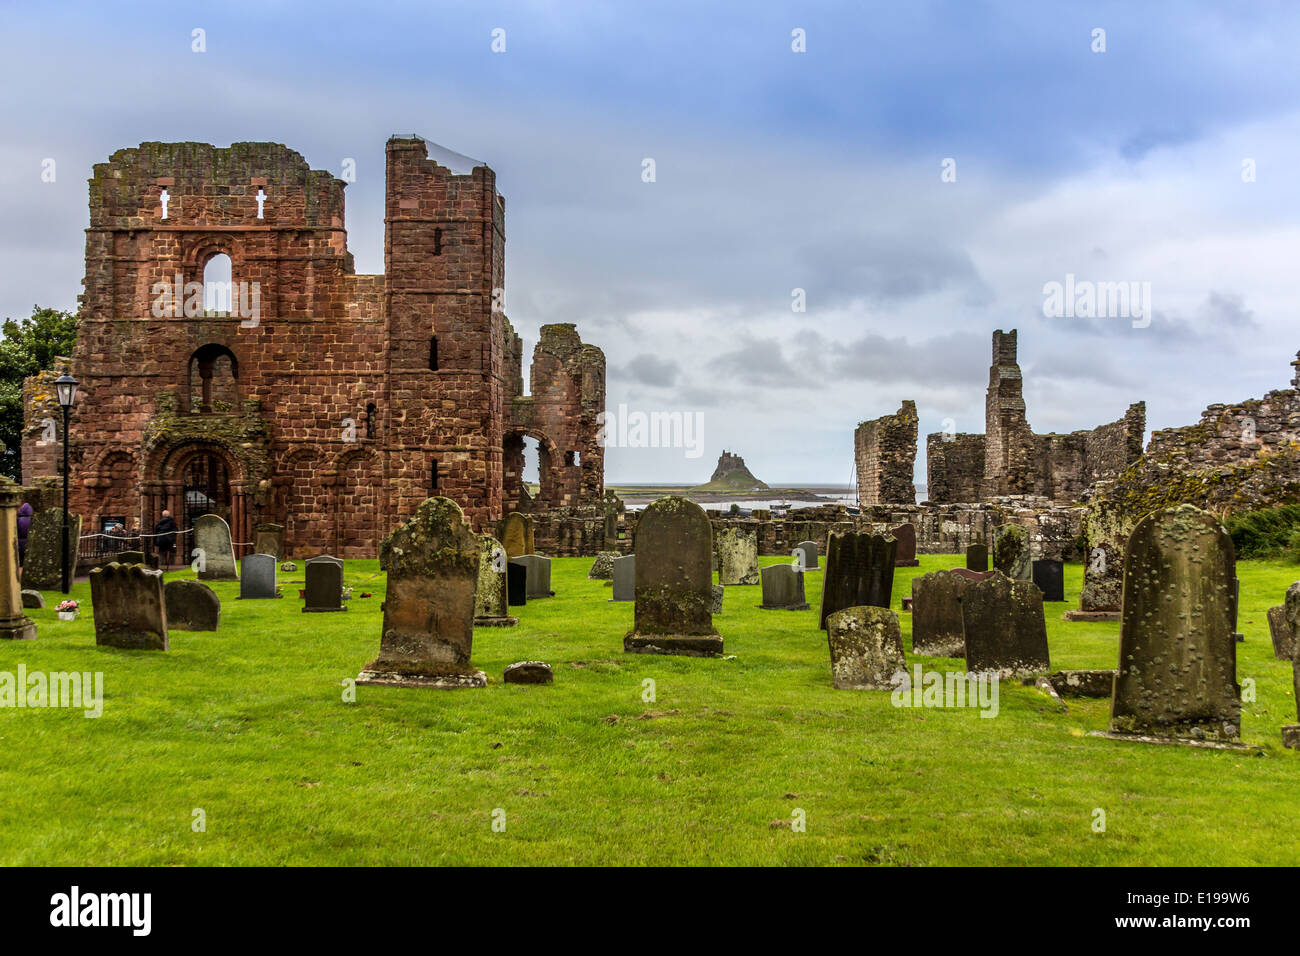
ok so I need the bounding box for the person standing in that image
[154,510,179,568]
[17,502,32,566]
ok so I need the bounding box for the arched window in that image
[203,254,233,314]
[365,402,377,440]
[187,344,239,413]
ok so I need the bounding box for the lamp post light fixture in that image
[54,373,78,595]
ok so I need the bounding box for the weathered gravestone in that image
[588,551,618,580]
[356,497,485,689]
[716,527,760,586]
[965,543,988,572]
[992,525,1031,581]
[760,564,809,610]
[961,570,1050,677]
[513,554,554,599]
[910,570,967,657]
[0,479,37,640]
[90,563,168,650]
[624,496,721,657]
[891,523,919,567]
[610,554,634,602]
[504,660,554,684]
[20,589,44,610]
[253,523,285,560]
[1065,508,1129,622]
[1268,605,1295,661]
[950,567,994,583]
[1032,559,1065,602]
[711,584,724,614]
[304,555,345,613]
[164,579,220,631]
[116,550,145,566]
[238,554,279,599]
[1283,644,1300,750]
[20,509,81,591]
[499,512,535,560]
[794,540,819,570]
[818,532,896,630]
[474,536,516,627]
[506,561,528,607]
[193,514,238,581]
[1105,505,1241,744]
[825,606,906,690]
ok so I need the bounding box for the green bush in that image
[1225,504,1300,560]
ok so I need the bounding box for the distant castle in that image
[709,451,766,487]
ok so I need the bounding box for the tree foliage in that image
[0,306,79,481]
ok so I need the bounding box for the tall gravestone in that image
[910,569,967,657]
[513,554,554,599]
[239,554,279,599]
[21,509,81,591]
[716,527,760,586]
[474,535,516,627]
[499,512,535,560]
[1106,505,1240,743]
[193,514,238,581]
[1066,509,1130,622]
[819,532,896,630]
[760,564,809,610]
[357,497,485,689]
[826,606,906,690]
[891,523,919,567]
[961,570,1049,677]
[90,563,168,650]
[304,555,345,613]
[253,523,284,560]
[1283,643,1300,750]
[625,496,721,657]
[610,554,635,602]
[164,579,220,631]
[965,543,988,572]
[795,540,819,570]
[0,479,37,640]
[1032,559,1065,602]
[992,525,1031,581]
[1268,605,1295,661]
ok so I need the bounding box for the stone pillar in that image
[0,478,38,640]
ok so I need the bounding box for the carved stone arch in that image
[83,447,140,533]
[331,445,381,558]
[503,427,563,512]
[185,342,240,413]
[275,447,324,558]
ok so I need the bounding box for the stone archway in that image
[145,440,248,555]
[503,428,562,513]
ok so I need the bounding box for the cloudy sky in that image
[3,1,1298,485]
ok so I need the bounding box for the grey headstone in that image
[304,555,345,612]
[21,509,81,591]
[194,514,238,581]
[164,579,220,631]
[1268,605,1295,661]
[795,540,819,570]
[716,528,760,585]
[625,495,721,657]
[239,553,278,599]
[961,570,1050,678]
[610,554,635,602]
[21,589,44,610]
[711,583,724,614]
[760,564,809,610]
[819,531,896,630]
[513,554,553,599]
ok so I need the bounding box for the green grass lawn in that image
[2,554,1298,866]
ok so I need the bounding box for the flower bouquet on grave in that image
[341,586,354,603]
[56,600,79,621]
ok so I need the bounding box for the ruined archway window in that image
[365,402,377,440]
[565,451,578,467]
[203,254,232,314]
[187,344,239,414]
[429,336,439,371]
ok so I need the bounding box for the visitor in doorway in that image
[17,502,32,566]
[154,511,179,568]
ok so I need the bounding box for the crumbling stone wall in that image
[925,329,1144,505]
[22,136,603,557]
[854,400,917,504]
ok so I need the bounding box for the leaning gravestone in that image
[819,532,896,630]
[992,525,1031,581]
[624,495,721,657]
[961,570,1049,677]
[825,606,906,690]
[610,554,635,602]
[356,497,485,689]
[1032,559,1065,602]
[910,570,967,657]
[499,512,535,560]
[965,543,988,572]
[506,561,528,607]
[20,509,81,591]
[164,579,220,631]
[891,523,919,567]
[474,536,516,627]
[253,523,285,560]
[238,553,279,599]
[20,589,44,610]
[795,540,819,570]
[90,563,168,650]
[1105,505,1240,744]
[716,527,760,586]
[513,554,554,599]
[304,555,345,613]
[588,551,618,580]
[1268,605,1294,661]
[0,479,37,640]
[193,514,238,581]
[760,564,809,610]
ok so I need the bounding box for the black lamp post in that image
[54,373,78,594]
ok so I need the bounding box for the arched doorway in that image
[181,451,231,531]
[503,429,560,512]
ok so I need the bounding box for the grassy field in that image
[1,554,1298,866]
